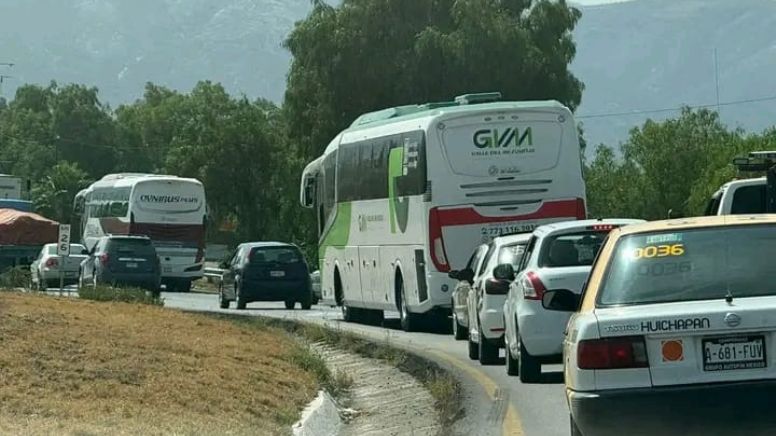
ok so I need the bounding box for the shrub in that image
[78,285,163,306]
[0,266,31,289]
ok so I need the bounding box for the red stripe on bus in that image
[435,199,583,226]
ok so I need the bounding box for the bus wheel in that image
[397,273,420,332]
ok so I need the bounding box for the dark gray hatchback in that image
[79,235,162,292]
[219,242,312,310]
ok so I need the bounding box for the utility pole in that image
[714,48,721,115]
[0,62,13,98]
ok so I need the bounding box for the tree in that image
[284,0,585,160]
[31,161,92,223]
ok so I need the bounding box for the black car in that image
[79,235,162,292]
[219,242,312,310]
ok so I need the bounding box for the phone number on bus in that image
[480,222,539,241]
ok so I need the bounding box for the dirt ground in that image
[0,292,316,435]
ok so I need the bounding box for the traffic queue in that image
[449,214,776,435]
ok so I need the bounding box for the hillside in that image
[2,0,776,146]
[573,0,776,146]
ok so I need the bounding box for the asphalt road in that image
[162,292,569,436]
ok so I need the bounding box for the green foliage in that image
[585,107,776,220]
[0,266,31,289]
[31,161,92,224]
[284,0,584,160]
[78,285,163,306]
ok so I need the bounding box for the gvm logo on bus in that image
[473,127,533,149]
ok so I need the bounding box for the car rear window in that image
[731,185,765,214]
[249,247,302,264]
[539,231,608,267]
[108,239,156,256]
[497,243,527,268]
[599,224,776,306]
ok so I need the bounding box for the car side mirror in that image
[460,268,475,283]
[448,270,460,280]
[542,289,580,312]
[484,278,510,295]
[493,263,516,281]
[219,261,229,269]
[82,249,89,255]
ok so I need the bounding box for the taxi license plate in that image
[163,267,172,273]
[270,271,285,278]
[702,335,766,371]
[126,262,138,269]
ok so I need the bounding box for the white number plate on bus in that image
[126,262,138,268]
[270,271,285,277]
[703,336,766,371]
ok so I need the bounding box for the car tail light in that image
[428,207,450,272]
[99,253,110,266]
[578,336,649,370]
[45,257,59,268]
[521,271,546,300]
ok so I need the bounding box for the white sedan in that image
[503,219,644,382]
[30,243,89,290]
[549,215,776,436]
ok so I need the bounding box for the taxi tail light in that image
[428,207,450,272]
[45,257,59,268]
[578,336,649,370]
[522,271,546,300]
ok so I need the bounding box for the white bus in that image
[73,173,207,292]
[300,93,587,331]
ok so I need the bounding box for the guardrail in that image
[203,267,225,283]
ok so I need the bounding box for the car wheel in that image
[299,290,313,310]
[453,312,467,340]
[218,287,230,309]
[468,336,479,360]
[478,326,499,365]
[284,300,296,310]
[570,415,583,436]
[518,332,541,383]
[235,283,247,310]
[342,304,358,322]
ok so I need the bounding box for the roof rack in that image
[454,92,503,105]
[733,151,776,172]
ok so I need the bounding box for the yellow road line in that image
[422,349,524,436]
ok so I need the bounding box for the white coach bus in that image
[73,173,207,292]
[300,93,586,331]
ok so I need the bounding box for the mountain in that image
[572,0,776,147]
[0,0,311,104]
[2,0,776,147]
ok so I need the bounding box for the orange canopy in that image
[0,209,59,245]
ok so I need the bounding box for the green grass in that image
[78,285,163,306]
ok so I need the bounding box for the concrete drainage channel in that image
[281,322,462,436]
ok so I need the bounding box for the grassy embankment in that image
[0,290,325,435]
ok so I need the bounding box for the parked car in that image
[466,233,531,364]
[310,270,321,305]
[448,244,488,340]
[552,216,776,436]
[502,219,645,382]
[30,243,89,290]
[218,242,312,310]
[78,235,161,292]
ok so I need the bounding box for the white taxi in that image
[545,215,776,436]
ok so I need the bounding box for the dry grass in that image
[192,278,220,294]
[0,292,317,435]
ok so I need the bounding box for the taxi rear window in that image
[598,225,776,306]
